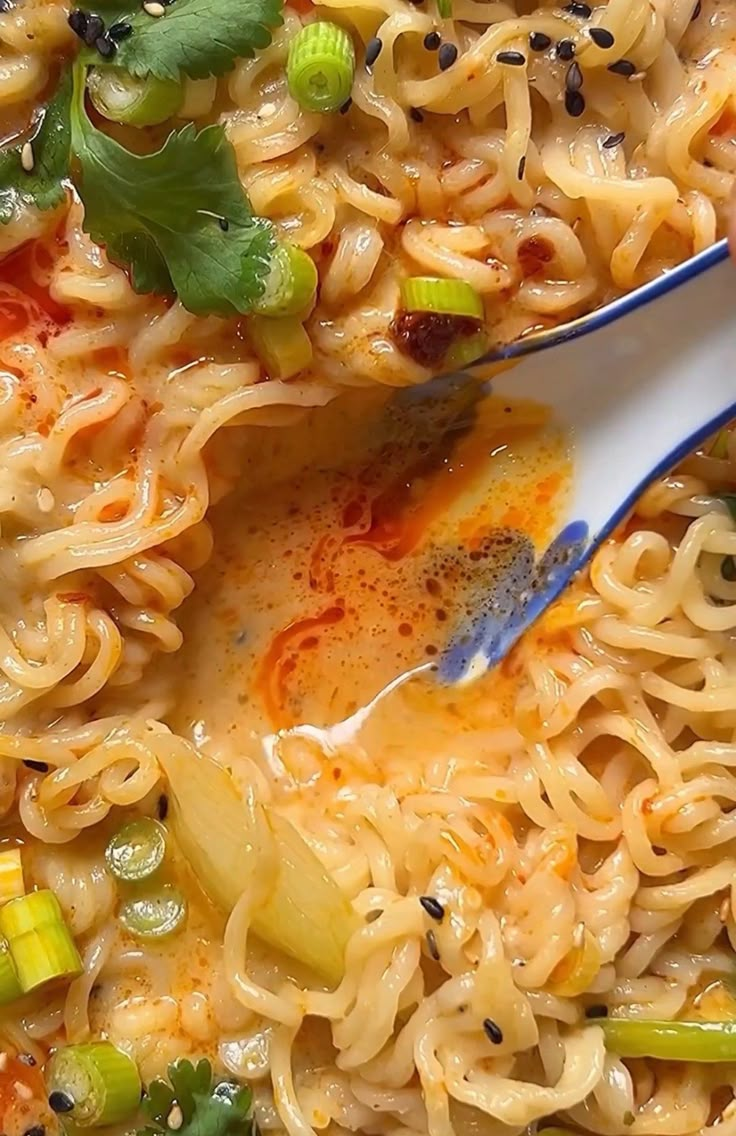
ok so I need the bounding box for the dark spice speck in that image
[409,106,424,122]
[157,793,169,820]
[365,36,382,66]
[438,42,458,70]
[219,217,229,231]
[585,1004,609,1019]
[339,97,352,114]
[517,155,526,180]
[425,929,440,961]
[67,8,88,38]
[691,0,701,18]
[496,50,526,66]
[564,1,591,15]
[18,1054,37,1066]
[83,13,105,45]
[108,20,133,40]
[566,60,583,92]
[95,35,116,58]
[565,88,585,117]
[419,895,445,921]
[556,39,575,61]
[483,1018,504,1044]
[49,1093,75,1115]
[529,31,551,52]
[602,130,625,149]
[608,58,636,76]
[589,26,614,48]
[423,30,441,50]
[23,759,49,773]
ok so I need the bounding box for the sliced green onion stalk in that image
[47,1043,141,1127]
[105,818,166,883]
[249,315,313,379]
[444,331,488,370]
[157,743,359,986]
[711,429,730,459]
[0,848,24,904]
[287,21,356,113]
[254,243,318,318]
[602,1018,736,1061]
[87,67,183,127]
[401,276,484,319]
[0,890,82,992]
[0,938,22,1005]
[119,883,187,940]
[437,0,452,16]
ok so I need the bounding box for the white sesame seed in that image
[14,1081,33,1101]
[628,70,646,82]
[20,142,34,173]
[0,1053,8,1072]
[720,894,731,923]
[258,102,277,120]
[167,1104,184,1131]
[143,0,166,14]
[37,487,55,513]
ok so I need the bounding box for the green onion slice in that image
[119,883,187,940]
[0,888,62,937]
[87,67,183,128]
[105,818,166,883]
[437,0,452,17]
[602,1018,736,1062]
[254,243,318,318]
[400,276,484,319]
[249,315,313,379]
[0,938,22,1005]
[287,22,356,113]
[443,330,489,370]
[47,1043,141,1127]
[0,889,82,992]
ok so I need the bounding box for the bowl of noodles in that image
[0,2,734,1136]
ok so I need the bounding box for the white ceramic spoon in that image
[438,238,736,683]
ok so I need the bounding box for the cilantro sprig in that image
[0,70,72,223]
[138,1059,258,1136]
[105,0,284,82]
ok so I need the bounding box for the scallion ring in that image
[602,1018,736,1061]
[0,889,82,992]
[443,331,489,370]
[0,938,22,1005]
[249,315,313,379]
[287,22,356,113]
[105,818,166,883]
[87,67,183,127]
[47,1042,141,1127]
[254,244,318,318]
[400,277,484,320]
[119,883,187,940]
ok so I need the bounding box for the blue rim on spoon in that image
[438,238,736,683]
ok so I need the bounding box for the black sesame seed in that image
[83,13,104,45]
[425,929,440,961]
[602,130,625,149]
[95,34,116,58]
[556,38,575,61]
[566,60,583,92]
[18,1054,37,1066]
[517,155,526,180]
[23,1126,45,1136]
[108,20,133,40]
[67,8,88,38]
[496,49,526,66]
[218,217,229,231]
[423,30,441,50]
[409,106,424,122]
[723,556,736,582]
[585,1004,609,1019]
[652,845,667,856]
[365,36,382,67]
[529,31,551,52]
[565,88,585,117]
[49,1092,75,1115]
[438,42,458,69]
[419,895,445,921]
[691,0,701,18]
[483,1018,503,1044]
[339,97,352,114]
[157,793,168,820]
[589,26,614,48]
[608,58,636,76]
[564,1,591,15]
[23,760,48,773]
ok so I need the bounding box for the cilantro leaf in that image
[138,1059,258,1136]
[109,0,284,82]
[70,66,274,316]
[0,69,72,223]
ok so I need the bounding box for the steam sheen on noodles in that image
[0,3,734,1136]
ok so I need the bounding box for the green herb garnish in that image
[138,1059,258,1136]
[0,69,72,223]
[94,0,283,82]
[70,64,275,315]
